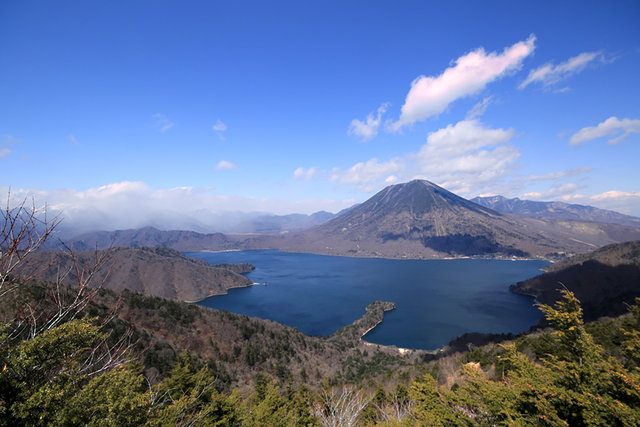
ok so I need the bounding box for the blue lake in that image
[189,250,548,350]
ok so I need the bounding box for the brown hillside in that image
[18,247,255,302]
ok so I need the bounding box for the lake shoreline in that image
[260,248,551,263]
[183,281,265,303]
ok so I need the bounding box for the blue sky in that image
[1,1,640,231]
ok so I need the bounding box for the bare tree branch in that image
[0,192,61,295]
[313,385,371,427]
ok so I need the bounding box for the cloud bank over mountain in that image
[1,182,354,236]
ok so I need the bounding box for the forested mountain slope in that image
[511,240,640,321]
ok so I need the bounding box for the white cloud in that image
[212,119,227,132]
[419,119,514,158]
[570,116,640,145]
[519,51,603,89]
[152,113,174,132]
[332,119,519,195]
[330,157,404,188]
[0,148,10,159]
[68,134,79,146]
[388,35,536,131]
[81,181,150,198]
[216,160,236,170]
[590,190,640,201]
[293,167,317,180]
[348,103,388,141]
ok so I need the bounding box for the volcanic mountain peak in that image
[338,179,497,221]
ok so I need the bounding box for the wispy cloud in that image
[212,119,227,141]
[212,119,227,132]
[466,96,493,120]
[153,113,174,132]
[69,134,79,146]
[215,160,236,170]
[293,167,317,180]
[0,134,21,159]
[523,167,593,182]
[388,35,535,131]
[1,134,21,144]
[570,116,640,145]
[562,190,640,216]
[523,183,582,200]
[331,119,518,195]
[347,103,388,141]
[519,51,603,89]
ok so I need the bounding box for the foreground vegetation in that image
[2,280,639,425]
[1,201,639,425]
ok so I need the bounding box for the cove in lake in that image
[189,250,548,350]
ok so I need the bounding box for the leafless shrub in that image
[1,192,134,376]
[437,352,465,388]
[313,385,371,427]
[0,192,60,295]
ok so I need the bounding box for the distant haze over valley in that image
[51,207,341,238]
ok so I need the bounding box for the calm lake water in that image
[189,250,548,350]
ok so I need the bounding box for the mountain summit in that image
[345,179,498,219]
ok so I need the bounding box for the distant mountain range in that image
[54,180,640,260]
[472,195,640,228]
[268,180,640,259]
